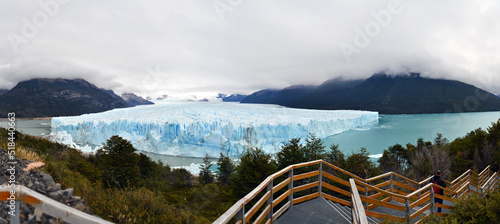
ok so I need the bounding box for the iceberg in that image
[51,101,378,158]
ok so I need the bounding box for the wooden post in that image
[467,183,471,199]
[236,204,245,224]
[364,185,368,209]
[288,169,294,207]
[266,180,274,221]
[430,187,435,215]
[390,174,394,201]
[405,198,410,223]
[417,183,422,199]
[318,163,323,197]
[11,201,20,224]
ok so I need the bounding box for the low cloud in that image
[1,0,499,96]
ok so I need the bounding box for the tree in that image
[276,138,304,169]
[303,134,326,161]
[98,135,140,188]
[276,135,326,169]
[217,153,235,186]
[326,144,345,167]
[199,154,214,184]
[378,144,411,174]
[138,153,161,179]
[168,168,193,188]
[409,148,431,181]
[231,148,277,197]
[429,135,452,180]
[344,148,380,178]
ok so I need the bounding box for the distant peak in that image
[369,72,422,79]
[29,78,87,83]
[282,85,315,90]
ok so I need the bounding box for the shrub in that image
[443,189,500,223]
[231,147,277,197]
[97,135,141,188]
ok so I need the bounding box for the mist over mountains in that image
[0,78,152,118]
[1,74,499,118]
[241,73,500,114]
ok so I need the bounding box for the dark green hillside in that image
[0,78,128,118]
[242,73,500,114]
[240,85,315,105]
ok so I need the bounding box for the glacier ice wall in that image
[51,101,378,158]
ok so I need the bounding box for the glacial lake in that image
[2,111,500,173]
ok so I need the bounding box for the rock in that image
[74,203,86,211]
[33,208,43,222]
[22,204,31,214]
[41,173,56,186]
[0,148,95,223]
[48,191,62,201]
[41,215,48,223]
[62,188,73,201]
[28,214,36,224]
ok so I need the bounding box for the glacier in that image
[51,101,378,158]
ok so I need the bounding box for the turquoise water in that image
[0,119,52,137]
[2,111,500,171]
[324,111,500,158]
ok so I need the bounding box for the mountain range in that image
[121,93,154,107]
[217,93,248,102]
[241,73,500,114]
[0,78,152,118]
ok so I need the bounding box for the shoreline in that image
[0,117,52,121]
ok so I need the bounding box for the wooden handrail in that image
[214,198,246,224]
[323,161,365,182]
[215,160,324,224]
[479,165,491,177]
[451,169,471,184]
[350,178,368,224]
[391,172,420,185]
[244,190,271,223]
[481,172,498,190]
[418,176,433,185]
[216,160,498,224]
[354,179,407,200]
[0,185,113,224]
[366,172,393,182]
[243,177,273,204]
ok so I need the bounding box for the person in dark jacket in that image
[429,170,446,213]
[492,162,499,173]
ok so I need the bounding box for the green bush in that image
[443,189,500,224]
[231,147,277,197]
[97,135,141,188]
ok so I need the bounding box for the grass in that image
[0,128,236,223]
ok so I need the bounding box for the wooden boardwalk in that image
[214,160,499,224]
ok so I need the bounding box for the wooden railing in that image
[215,160,500,224]
[350,178,368,224]
[0,185,113,224]
[348,165,499,223]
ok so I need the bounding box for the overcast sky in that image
[1,0,500,97]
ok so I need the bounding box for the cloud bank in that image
[1,0,499,96]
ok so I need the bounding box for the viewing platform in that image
[215,160,499,224]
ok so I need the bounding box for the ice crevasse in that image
[51,101,379,158]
